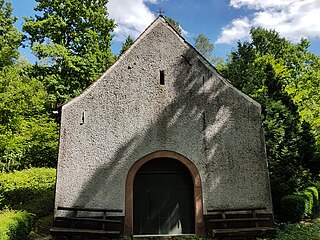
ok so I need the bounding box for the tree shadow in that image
[54,20,272,235]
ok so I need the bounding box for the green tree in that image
[120,35,134,55]
[220,28,318,217]
[0,0,23,69]
[247,29,320,150]
[23,0,116,107]
[257,29,320,151]
[194,34,213,59]
[285,52,320,151]
[0,1,59,172]
[165,17,182,35]
[194,34,223,66]
[0,61,59,172]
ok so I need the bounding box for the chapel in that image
[51,16,275,238]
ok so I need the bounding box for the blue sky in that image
[10,0,320,62]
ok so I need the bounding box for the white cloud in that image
[216,0,320,44]
[181,27,189,37]
[230,0,297,10]
[216,17,251,44]
[145,0,158,3]
[107,0,187,42]
[107,0,156,41]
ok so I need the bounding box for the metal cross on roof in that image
[156,8,165,16]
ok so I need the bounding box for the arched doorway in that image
[134,158,194,235]
[124,151,204,236]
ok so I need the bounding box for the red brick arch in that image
[124,150,204,236]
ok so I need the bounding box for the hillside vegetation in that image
[0,0,320,238]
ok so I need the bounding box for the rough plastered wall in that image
[55,17,273,217]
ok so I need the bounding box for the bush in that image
[0,209,33,240]
[281,186,320,222]
[304,187,319,217]
[302,189,314,216]
[281,195,306,222]
[0,168,56,217]
[313,182,320,193]
[313,183,320,216]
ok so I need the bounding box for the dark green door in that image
[133,158,195,235]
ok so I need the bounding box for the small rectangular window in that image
[160,70,165,85]
[80,111,85,125]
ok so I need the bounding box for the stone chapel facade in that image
[54,16,274,237]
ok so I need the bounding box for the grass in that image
[2,216,320,240]
[274,219,320,240]
[28,214,54,240]
[124,220,320,240]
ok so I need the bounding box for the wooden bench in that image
[50,206,123,239]
[206,207,276,238]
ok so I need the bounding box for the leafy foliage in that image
[194,34,223,66]
[286,53,320,151]
[305,187,319,216]
[275,219,320,240]
[0,210,33,240]
[280,186,319,223]
[165,17,182,35]
[23,0,116,106]
[120,35,134,55]
[248,28,320,151]
[281,195,306,222]
[194,34,214,60]
[220,27,319,217]
[0,0,59,172]
[0,0,22,69]
[0,61,59,172]
[0,168,56,217]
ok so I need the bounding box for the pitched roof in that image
[63,15,260,109]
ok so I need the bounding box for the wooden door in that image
[133,158,195,235]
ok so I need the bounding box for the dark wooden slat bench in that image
[207,207,276,238]
[55,216,121,224]
[50,206,123,239]
[50,227,120,236]
[57,206,123,213]
[209,217,270,223]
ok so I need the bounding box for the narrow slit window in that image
[160,70,165,85]
[80,111,85,125]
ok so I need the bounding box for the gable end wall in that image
[55,18,273,217]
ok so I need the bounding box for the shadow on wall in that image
[67,46,264,226]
